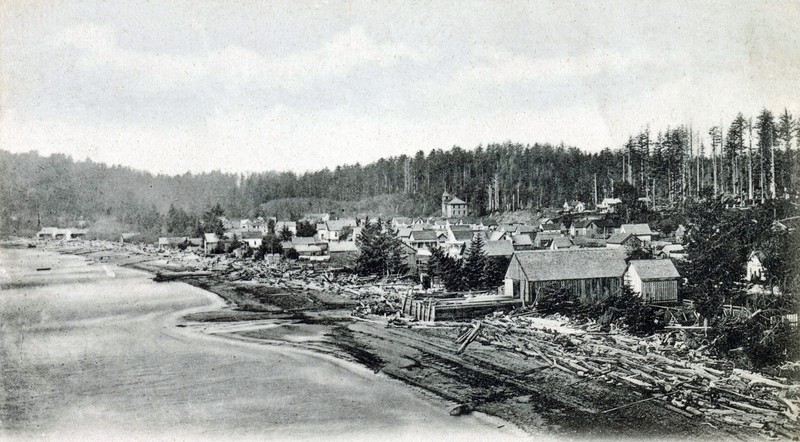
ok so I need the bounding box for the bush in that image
[283,248,299,260]
[536,285,577,315]
[713,315,800,368]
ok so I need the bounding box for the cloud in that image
[51,24,430,93]
[448,45,668,92]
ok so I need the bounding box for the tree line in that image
[2,107,798,235]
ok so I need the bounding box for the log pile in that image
[460,313,800,437]
[401,293,522,322]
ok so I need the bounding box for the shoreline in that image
[25,240,765,439]
[35,242,527,437]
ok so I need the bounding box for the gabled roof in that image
[540,223,561,231]
[628,260,680,280]
[551,237,573,249]
[621,224,654,235]
[397,228,413,238]
[484,240,515,257]
[600,197,622,206]
[662,244,685,253]
[590,219,617,228]
[498,224,517,232]
[451,230,475,242]
[326,219,357,231]
[515,225,537,234]
[607,232,637,244]
[449,224,472,231]
[481,218,499,226]
[512,234,533,246]
[489,231,508,241]
[410,230,438,241]
[572,219,592,229]
[512,249,628,282]
[204,233,219,243]
[445,197,467,205]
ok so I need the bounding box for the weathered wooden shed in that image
[624,260,680,304]
[504,249,628,305]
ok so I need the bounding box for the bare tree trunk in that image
[713,138,718,196]
[748,120,754,202]
[770,131,777,199]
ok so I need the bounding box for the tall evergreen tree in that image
[462,234,488,290]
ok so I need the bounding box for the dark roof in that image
[628,260,680,280]
[410,230,438,241]
[607,232,637,244]
[240,231,264,239]
[540,223,560,231]
[572,219,592,229]
[449,224,472,231]
[512,249,628,281]
[590,219,617,229]
[451,230,475,242]
[572,237,607,247]
[445,197,467,205]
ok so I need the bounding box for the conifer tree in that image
[463,234,487,290]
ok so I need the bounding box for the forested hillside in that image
[2,108,798,235]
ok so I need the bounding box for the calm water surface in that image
[0,248,521,440]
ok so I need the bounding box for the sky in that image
[1,0,798,176]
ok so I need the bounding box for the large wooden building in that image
[504,249,628,305]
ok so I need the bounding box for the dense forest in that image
[1,108,798,235]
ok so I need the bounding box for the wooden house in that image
[625,260,680,304]
[512,234,534,251]
[620,223,654,243]
[504,249,628,305]
[570,219,592,237]
[441,191,468,218]
[328,241,359,267]
[606,232,642,250]
[408,230,440,250]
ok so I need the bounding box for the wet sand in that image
[0,248,523,440]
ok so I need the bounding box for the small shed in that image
[625,260,680,304]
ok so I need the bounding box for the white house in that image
[746,251,766,282]
[441,191,468,218]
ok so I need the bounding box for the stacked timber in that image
[401,292,522,322]
[463,313,800,437]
